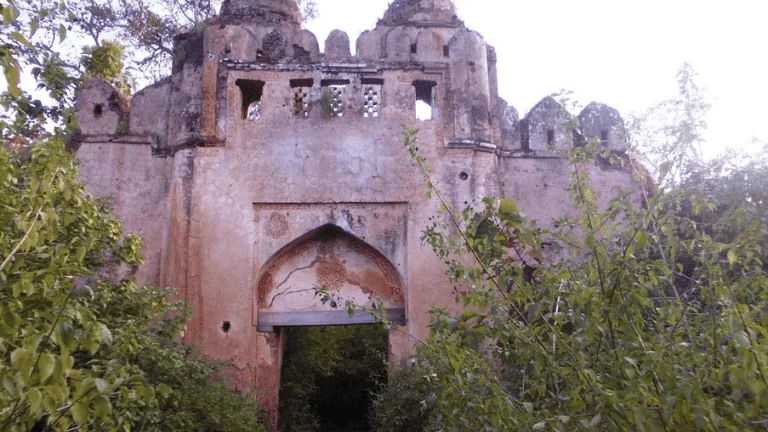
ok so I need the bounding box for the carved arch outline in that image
[255,224,405,311]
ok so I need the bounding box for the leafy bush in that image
[369,366,435,432]
[378,67,768,431]
[0,140,265,431]
[81,41,131,93]
[279,325,388,432]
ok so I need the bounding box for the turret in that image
[381,0,461,26]
[219,0,301,26]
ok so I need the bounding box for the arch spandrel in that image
[256,225,405,314]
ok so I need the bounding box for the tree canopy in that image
[0,3,269,430]
[362,68,768,431]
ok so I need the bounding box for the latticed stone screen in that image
[363,86,380,118]
[329,85,345,117]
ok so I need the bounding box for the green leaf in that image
[93,395,111,416]
[3,59,20,97]
[38,354,55,382]
[157,383,173,398]
[27,388,42,411]
[58,24,67,42]
[55,322,75,349]
[3,377,16,395]
[99,323,113,344]
[584,233,596,250]
[2,3,19,24]
[10,347,31,369]
[95,378,109,394]
[636,231,647,248]
[9,31,33,49]
[75,245,86,262]
[71,401,89,425]
[499,197,521,222]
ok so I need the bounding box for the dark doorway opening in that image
[278,324,389,432]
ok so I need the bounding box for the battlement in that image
[76,0,627,158]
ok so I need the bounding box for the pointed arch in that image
[255,224,405,331]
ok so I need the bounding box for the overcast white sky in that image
[305,0,768,156]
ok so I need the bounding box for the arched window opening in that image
[236,79,265,121]
[413,80,437,121]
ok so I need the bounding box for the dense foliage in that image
[369,365,434,432]
[0,140,266,431]
[0,3,270,429]
[278,325,388,432]
[365,69,768,431]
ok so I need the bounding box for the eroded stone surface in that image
[579,102,627,152]
[75,78,129,136]
[324,29,351,59]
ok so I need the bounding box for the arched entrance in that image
[253,224,406,430]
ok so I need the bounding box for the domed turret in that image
[220,0,301,25]
[382,0,460,25]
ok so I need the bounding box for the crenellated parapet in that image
[578,102,627,152]
[74,78,130,138]
[74,0,630,161]
[497,96,628,158]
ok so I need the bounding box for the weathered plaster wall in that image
[129,78,172,148]
[500,157,641,230]
[76,141,171,285]
[181,65,476,392]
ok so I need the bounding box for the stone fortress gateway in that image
[73,0,640,428]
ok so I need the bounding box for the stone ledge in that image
[257,308,406,332]
[445,139,497,153]
[223,60,450,73]
[77,135,153,145]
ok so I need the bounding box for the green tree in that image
[366,67,767,431]
[81,41,130,93]
[0,137,267,432]
[0,138,149,430]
